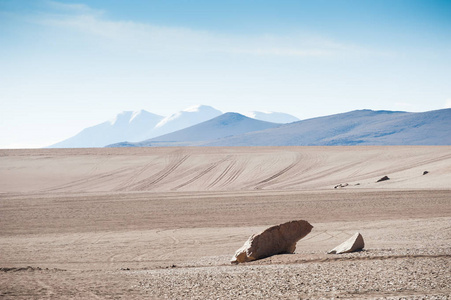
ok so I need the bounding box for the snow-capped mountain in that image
[245,111,299,123]
[50,110,164,148]
[109,112,280,147]
[151,105,223,137]
[49,105,222,148]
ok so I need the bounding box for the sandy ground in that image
[1,146,451,193]
[0,146,450,299]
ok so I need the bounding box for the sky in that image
[1,0,450,148]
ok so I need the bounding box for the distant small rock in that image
[423,171,429,175]
[328,232,365,254]
[231,220,313,264]
[334,183,348,189]
[376,176,390,182]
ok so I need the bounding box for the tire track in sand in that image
[125,154,189,191]
[252,152,302,190]
[277,159,368,189]
[208,160,236,189]
[115,160,158,191]
[209,155,251,189]
[172,156,232,191]
[42,166,136,192]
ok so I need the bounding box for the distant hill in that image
[109,108,451,147]
[202,109,451,146]
[108,112,280,147]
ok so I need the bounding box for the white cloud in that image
[45,0,103,15]
[445,99,451,108]
[33,1,381,59]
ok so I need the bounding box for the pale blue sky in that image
[1,0,450,148]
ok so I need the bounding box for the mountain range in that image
[50,105,299,148]
[202,108,451,146]
[50,106,450,148]
[108,108,451,147]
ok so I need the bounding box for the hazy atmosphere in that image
[1,2,450,298]
[1,0,451,148]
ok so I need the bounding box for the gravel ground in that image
[135,252,450,299]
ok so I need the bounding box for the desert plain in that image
[0,146,450,299]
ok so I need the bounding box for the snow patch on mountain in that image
[245,111,300,123]
[155,105,222,131]
[150,105,222,138]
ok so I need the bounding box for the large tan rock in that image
[327,232,365,254]
[231,220,313,264]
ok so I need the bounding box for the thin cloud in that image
[31,1,385,59]
[445,99,451,108]
[44,0,104,15]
